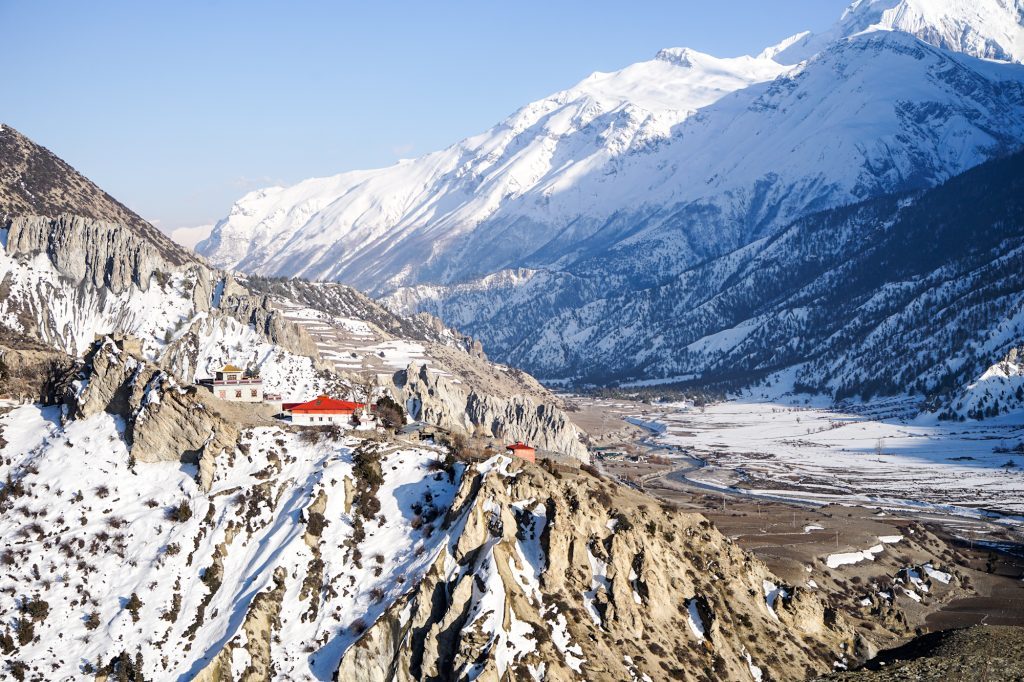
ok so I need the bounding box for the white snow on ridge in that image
[775,0,1024,64]
[0,406,463,680]
[168,223,215,249]
[199,0,1024,306]
[197,46,791,285]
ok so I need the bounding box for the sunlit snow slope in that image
[199,0,1024,398]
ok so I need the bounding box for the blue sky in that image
[4,1,848,231]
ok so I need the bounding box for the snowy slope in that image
[198,48,789,286]
[197,0,1024,400]
[200,0,1024,296]
[0,397,859,681]
[946,345,1024,420]
[0,404,465,679]
[775,0,1024,64]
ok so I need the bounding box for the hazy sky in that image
[4,1,848,232]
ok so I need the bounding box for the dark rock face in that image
[819,626,1024,681]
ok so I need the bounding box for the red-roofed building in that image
[287,395,366,425]
[506,442,536,463]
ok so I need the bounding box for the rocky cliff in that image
[0,128,584,464]
[69,338,242,488]
[218,292,321,360]
[5,214,205,296]
[336,457,858,681]
[395,361,589,462]
[0,124,185,265]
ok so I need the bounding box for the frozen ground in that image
[627,398,1024,517]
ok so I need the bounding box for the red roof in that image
[289,395,366,414]
[506,442,535,451]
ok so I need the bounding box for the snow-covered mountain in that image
[198,0,1024,404]
[776,0,1024,64]
[410,150,1023,402]
[197,47,791,286]
[0,127,875,681]
[169,222,215,249]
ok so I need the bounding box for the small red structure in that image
[506,441,536,463]
[287,395,366,425]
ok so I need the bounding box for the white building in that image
[287,395,365,425]
[212,364,264,403]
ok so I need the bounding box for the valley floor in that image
[578,395,1024,517]
[572,395,1024,636]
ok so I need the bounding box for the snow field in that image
[0,405,461,679]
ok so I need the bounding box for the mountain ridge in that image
[0,124,190,267]
[192,4,1024,406]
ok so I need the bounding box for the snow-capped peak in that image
[757,31,813,61]
[774,0,1024,64]
[197,45,789,278]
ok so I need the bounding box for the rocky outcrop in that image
[68,338,240,487]
[193,567,288,682]
[394,362,589,462]
[0,124,188,266]
[5,214,201,295]
[220,293,320,359]
[0,343,77,403]
[337,457,858,681]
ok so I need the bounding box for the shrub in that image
[305,511,326,537]
[166,500,192,522]
[23,595,49,622]
[6,660,28,681]
[125,593,143,623]
[374,395,406,432]
[15,617,33,646]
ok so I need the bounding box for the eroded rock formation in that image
[337,457,858,681]
[395,362,589,462]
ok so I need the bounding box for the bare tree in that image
[356,374,378,418]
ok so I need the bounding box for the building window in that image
[327,416,332,422]
[251,389,258,397]
[218,391,225,398]
[235,390,242,398]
